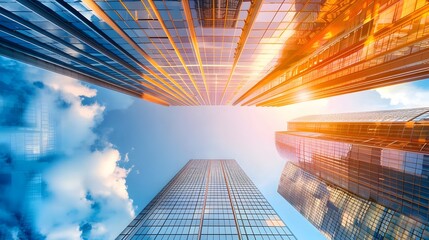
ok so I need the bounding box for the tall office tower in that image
[117,159,296,240]
[279,162,429,240]
[1,0,428,106]
[275,108,429,239]
[234,0,429,106]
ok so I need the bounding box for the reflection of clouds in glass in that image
[0,58,134,240]
[276,134,351,164]
[280,162,429,240]
[279,163,329,229]
[381,150,424,175]
[265,218,286,227]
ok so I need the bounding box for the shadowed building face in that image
[276,108,429,239]
[278,162,429,240]
[1,0,428,106]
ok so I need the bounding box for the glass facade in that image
[0,82,57,238]
[2,1,427,106]
[291,107,429,123]
[235,0,429,106]
[276,108,429,239]
[117,159,296,240]
[0,0,341,106]
[279,162,429,240]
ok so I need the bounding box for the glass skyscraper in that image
[235,0,429,106]
[276,108,429,239]
[279,162,429,240]
[1,0,428,106]
[117,159,296,240]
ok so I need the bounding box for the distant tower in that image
[276,108,429,239]
[117,159,296,240]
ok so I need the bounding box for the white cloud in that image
[30,75,135,240]
[36,148,134,240]
[376,83,429,107]
[42,76,97,99]
[0,58,134,239]
[45,226,82,240]
[38,75,105,154]
[0,65,135,240]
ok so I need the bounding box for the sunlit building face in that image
[1,0,428,106]
[117,159,297,240]
[276,108,429,239]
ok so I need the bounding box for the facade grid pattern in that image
[276,108,429,239]
[117,159,296,240]
[278,162,429,240]
[0,83,57,238]
[6,1,429,106]
[236,0,429,106]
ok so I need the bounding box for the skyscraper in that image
[1,0,428,106]
[276,108,429,239]
[279,162,429,240]
[235,0,429,106]
[117,159,296,240]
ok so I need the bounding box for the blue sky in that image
[1,56,429,239]
[95,82,429,240]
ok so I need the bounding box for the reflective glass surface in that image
[1,0,344,106]
[5,1,426,106]
[237,0,429,106]
[117,160,296,240]
[276,108,429,239]
[0,83,57,238]
[290,108,429,123]
[278,162,429,240]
